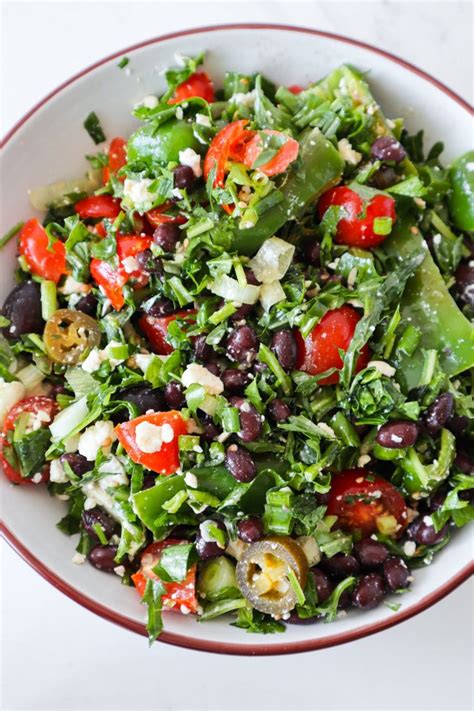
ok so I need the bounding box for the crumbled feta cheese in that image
[49,458,68,483]
[403,541,416,557]
[391,434,403,444]
[98,456,128,489]
[114,565,126,577]
[121,256,139,274]
[135,353,154,374]
[178,148,202,177]
[338,138,362,165]
[58,276,92,295]
[230,90,256,107]
[78,420,115,461]
[423,515,434,526]
[195,113,211,127]
[135,421,173,454]
[317,422,336,438]
[368,360,396,378]
[432,233,442,246]
[81,348,102,373]
[123,178,156,210]
[184,472,198,489]
[0,379,26,427]
[135,94,159,109]
[31,473,43,484]
[182,363,224,396]
[175,106,184,120]
[72,552,86,565]
[357,454,371,467]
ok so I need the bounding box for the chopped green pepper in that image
[127,119,203,168]
[399,428,456,496]
[448,150,474,231]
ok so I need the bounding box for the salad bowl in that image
[1,24,472,655]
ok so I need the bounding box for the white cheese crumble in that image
[78,421,115,461]
[195,113,211,127]
[403,541,417,557]
[49,458,68,483]
[121,256,139,274]
[0,379,26,427]
[230,90,256,107]
[135,94,159,109]
[135,353,155,374]
[337,138,362,165]
[357,454,371,467]
[368,360,396,378]
[182,363,224,396]
[72,552,86,565]
[81,348,102,373]
[31,473,43,484]
[114,565,126,577]
[178,148,202,177]
[184,472,198,489]
[58,276,92,295]
[317,422,336,438]
[135,421,174,454]
[123,178,156,210]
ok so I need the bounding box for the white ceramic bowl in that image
[1,24,472,655]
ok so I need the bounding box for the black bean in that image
[60,452,93,477]
[153,223,181,252]
[230,396,262,443]
[267,398,291,423]
[226,325,258,365]
[171,525,196,540]
[270,330,297,372]
[135,249,163,275]
[354,538,388,569]
[383,556,411,591]
[222,369,251,393]
[237,516,264,543]
[193,334,213,362]
[338,589,352,609]
[164,381,186,409]
[195,521,227,560]
[448,415,469,436]
[427,490,447,512]
[200,414,222,442]
[455,262,474,306]
[455,451,474,475]
[303,240,321,266]
[424,393,454,435]
[407,516,448,546]
[75,293,98,317]
[49,383,67,400]
[244,268,260,286]
[320,554,360,579]
[82,507,119,542]
[352,573,385,609]
[204,362,221,377]
[376,420,419,449]
[225,444,257,482]
[286,611,319,625]
[142,472,157,490]
[371,166,397,190]
[229,302,254,322]
[173,164,196,191]
[311,568,333,604]
[1,281,43,340]
[88,544,119,573]
[116,385,165,417]
[370,136,406,163]
[146,297,175,318]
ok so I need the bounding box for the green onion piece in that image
[330,411,360,447]
[185,383,206,413]
[221,407,241,433]
[162,490,188,513]
[178,434,201,452]
[208,302,236,325]
[0,221,24,249]
[117,56,129,69]
[397,324,421,356]
[258,344,292,395]
[373,216,393,236]
[186,218,214,239]
[108,344,129,361]
[233,257,247,288]
[287,568,306,606]
[83,111,106,144]
[168,276,194,306]
[92,523,108,545]
[199,598,247,621]
[263,505,293,535]
[418,349,437,387]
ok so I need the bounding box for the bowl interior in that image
[1,25,472,654]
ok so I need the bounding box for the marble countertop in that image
[1,3,472,710]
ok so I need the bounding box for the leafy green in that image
[84,111,106,144]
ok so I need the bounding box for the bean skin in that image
[146,297,174,318]
[352,573,385,609]
[311,568,333,603]
[455,262,474,306]
[455,451,474,475]
[193,334,213,362]
[153,224,180,252]
[237,516,264,543]
[200,414,222,442]
[267,398,291,423]
[88,545,119,573]
[60,452,93,477]
[117,385,165,416]
[320,554,360,579]
[174,164,196,191]
[370,136,406,163]
[222,369,251,393]
[408,516,448,546]
[376,420,419,449]
[195,521,227,559]
[371,166,397,190]
[303,241,321,266]
[270,330,297,371]
[383,556,411,591]
[164,381,186,409]
[1,281,43,339]
[225,444,257,482]
[82,507,119,542]
[230,396,262,442]
[76,293,98,317]
[424,393,454,435]
[353,538,388,569]
[226,326,258,366]
[135,250,163,275]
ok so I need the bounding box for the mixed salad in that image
[1,54,473,642]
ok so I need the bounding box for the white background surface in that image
[1,2,473,710]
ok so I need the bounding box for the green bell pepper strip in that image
[127,119,203,167]
[232,127,344,255]
[448,150,474,232]
[399,428,456,497]
[382,220,474,390]
[132,476,185,536]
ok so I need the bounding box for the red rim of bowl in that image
[1,23,473,656]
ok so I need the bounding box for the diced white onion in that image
[49,397,89,442]
[260,280,286,311]
[210,274,260,305]
[248,237,295,284]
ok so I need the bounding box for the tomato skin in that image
[90,258,126,311]
[102,137,127,184]
[75,195,122,220]
[115,411,187,475]
[138,310,196,356]
[203,120,250,187]
[242,129,299,177]
[169,72,215,105]
[18,219,66,283]
[132,539,198,614]
[0,397,58,485]
[317,186,396,249]
[295,305,370,385]
[116,235,152,281]
[288,85,304,94]
[146,203,187,227]
[326,468,408,537]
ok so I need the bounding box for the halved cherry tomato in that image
[0,396,58,485]
[203,120,251,187]
[115,411,187,475]
[326,468,408,537]
[90,234,152,309]
[132,539,198,614]
[295,305,370,385]
[146,202,187,227]
[288,85,304,94]
[317,186,396,249]
[18,219,66,283]
[102,137,127,184]
[168,72,215,105]
[75,194,122,220]
[116,235,152,281]
[241,129,299,177]
[138,310,196,355]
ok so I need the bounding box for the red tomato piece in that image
[117,235,152,280]
[146,202,187,227]
[115,411,187,475]
[203,120,251,187]
[169,71,215,105]
[288,85,304,94]
[18,219,66,284]
[75,194,122,220]
[102,137,127,184]
[0,397,58,485]
[138,310,196,356]
[317,186,396,249]
[90,258,127,311]
[242,129,299,177]
[132,539,198,614]
[326,468,408,537]
[295,305,370,385]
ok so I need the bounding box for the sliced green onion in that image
[108,344,129,361]
[418,349,437,387]
[287,568,306,606]
[329,411,360,447]
[397,324,421,356]
[178,434,201,452]
[373,216,393,236]
[0,221,24,249]
[40,281,58,321]
[257,344,292,395]
[162,490,188,513]
[168,276,194,306]
[186,218,214,239]
[208,302,236,325]
[221,406,241,433]
[185,383,206,413]
[16,364,45,393]
[92,523,108,545]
